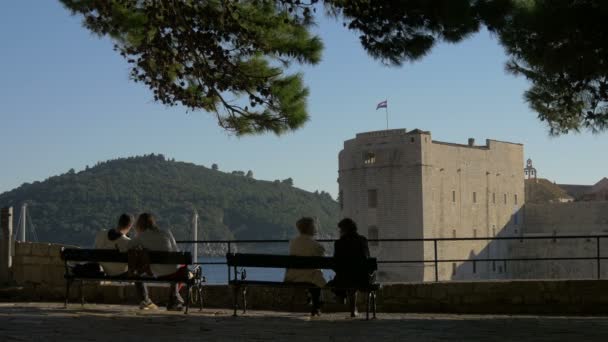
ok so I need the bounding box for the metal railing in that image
[176,234,608,282]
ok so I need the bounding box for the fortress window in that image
[367,189,378,208]
[473,229,477,238]
[410,137,415,143]
[339,190,344,210]
[473,192,477,203]
[368,226,379,246]
[514,194,518,205]
[504,193,507,204]
[492,193,496,204]
[452,263,456,276]
[452,229,456,238]
[473,261,477,274]
[363,152,376,165]
[452,191,456,203]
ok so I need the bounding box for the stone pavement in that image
[1,303,608,341]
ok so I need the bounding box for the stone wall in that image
[10,241,76,298]
[423,138,524,281]
[507,235,608,280]
[524,202,608,234]
[5,277,608,315]
[338,129,525,282]
[338,129,425,282]
[162,279,608,315]
[372,280,608,315]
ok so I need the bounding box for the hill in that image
[525,178,573,204]
[0,155,339,250]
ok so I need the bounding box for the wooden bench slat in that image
[228,280,380,291]
[229,280,316,288]
[61,248,192,264]
[226,253,377,271]
[65,275,190,282]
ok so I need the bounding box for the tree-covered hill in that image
[0,155,339,249]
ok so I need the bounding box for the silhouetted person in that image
[284,217,326,316]
[93,213,133,276]
[327,218,370,315]
[128,213,185,311]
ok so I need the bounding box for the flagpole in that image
[385,105,389,130]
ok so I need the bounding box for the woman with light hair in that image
[128,213,184,311]
[284,217,326,316]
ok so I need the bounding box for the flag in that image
[376,100,387,110]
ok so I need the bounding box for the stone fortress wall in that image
[339,129,426,281]
[507,202,608,280]
[421,136,524,281]
[339,128,608,282]
[339,129,524,281]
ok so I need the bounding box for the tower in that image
[339,129,524,282]
[524,158,537,180]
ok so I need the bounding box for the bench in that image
[226,253,379,319]
[60,248,205,314]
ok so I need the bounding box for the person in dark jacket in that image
[326,218,370,315]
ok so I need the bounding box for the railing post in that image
[1,207,14,284]
[434,239,439,282]
[597,236,601,280]
[227,241,232,284]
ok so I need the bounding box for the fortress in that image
[338,129,608,281]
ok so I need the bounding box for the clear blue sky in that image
[1,1,607,198]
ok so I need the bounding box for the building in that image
[559,178,608,202]
[338,129,524,281]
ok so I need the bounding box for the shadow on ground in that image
[1,303,608,341]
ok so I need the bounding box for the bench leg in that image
[184,284,191,315]
[372,291,377,319]
[79,280,84,307]
[348,290,357,318]
[198,285,204,311]
[64,279,72,308]
[366,291,371,321]
[242,287,247,314]
[232,286,239,317]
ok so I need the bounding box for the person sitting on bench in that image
[128,212,186,311]
[93,213,133,276]
[284,217,326,316]
[326,218,370,314]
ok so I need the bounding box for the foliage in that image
[60,0,608,134]
[0,155,339,247]
[327,0,608,134]
[498,1,608,135]
[60,0,322,135]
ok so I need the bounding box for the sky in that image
[1,1,607,198]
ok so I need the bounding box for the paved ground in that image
[1,303,608,341]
